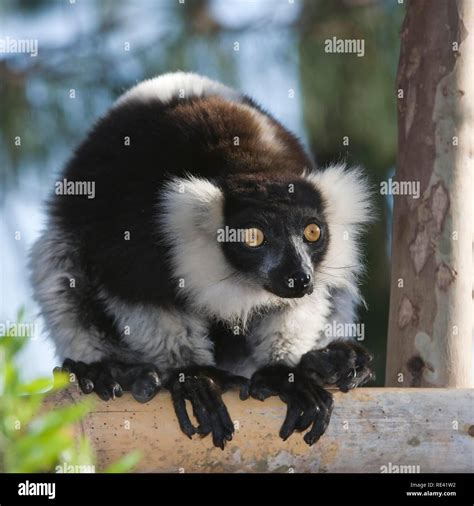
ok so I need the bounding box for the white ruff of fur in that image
[159,177,284,326]
[304,163,374,304]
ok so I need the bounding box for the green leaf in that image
[19,377,54,395]
[104,450,142,473]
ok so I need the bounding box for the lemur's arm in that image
[242,289,374,446]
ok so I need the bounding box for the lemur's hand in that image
[241,365,334,446]
[299,339,374,392]
[165,366,249,450]
[60,359,161,403]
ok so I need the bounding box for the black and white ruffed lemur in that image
[30,72,375,449]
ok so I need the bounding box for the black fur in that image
[34,76,373,449]
[50,95,314,308]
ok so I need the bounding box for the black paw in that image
[241,365,334,446]
[166,366,248,450]
[299,340,374,392]
[61,359,161,403]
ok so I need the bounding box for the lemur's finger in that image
[336,363,373,392]
[79,377,94,394]
[61,358,80,381]
[250,384,275,401]
[94,372,119,401]
[212,396,234,441]
[304,409,331,446]
[202,380,234,438]
[112,382,123,398]
[170,382,196,438]
[194,379,231,449]
[61,358,76,372]
[62,359,96,393]
[96,371,123,400]
[304,388,334,446]
[192,407,212,437]
[216,403,234,440]
[131,370,161,403]
[206,380,234,433]
[249,374,279,400]
[239,382,250,400]
[185,380,212,437]
[295,388,319,432]
[94,387,111,401]
[279,399,303,441]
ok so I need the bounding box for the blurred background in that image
[0,0,404,384]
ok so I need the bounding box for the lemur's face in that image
[221,178,329,298]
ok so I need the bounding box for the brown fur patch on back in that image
[164,95,314,178]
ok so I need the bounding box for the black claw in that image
[171,383,197,438]
[279,397,305,441]
[250,386,274,401]
[96,389,111,402]
[299,340,375,392]
[217,405,234,436]
[239,382,250,400]
[59,358,161,403]
[61,358,75,372]
[247,365,335,445]
[112,383,123,398]
[131,372,161,403]
[79,377,94,394]
[302,387,334,446]
[166,366,240,448]
[294,390,319,432]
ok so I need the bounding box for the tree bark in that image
[386,0,473,387]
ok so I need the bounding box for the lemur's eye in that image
[243,228,265,247]
[304,223,321,242]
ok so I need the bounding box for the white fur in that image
[159,165,372,376]
[159,176,284,326]
[115,71,284,156]
[305,164,374,299]
[29,227,105,363]
[30,225,215,375]
[102,292,214,378]
[247,289,334,373]
[31,74,372,378]
[115,71,242,107]
[245,107,285,155]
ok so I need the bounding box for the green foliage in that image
[0,315,141,473]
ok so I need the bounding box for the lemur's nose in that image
[288,271,312,291]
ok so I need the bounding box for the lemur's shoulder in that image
[111,71,313,179]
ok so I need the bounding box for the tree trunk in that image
[386,0,473,387]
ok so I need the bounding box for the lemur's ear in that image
[160,176,223,239]
[304,163,374,233]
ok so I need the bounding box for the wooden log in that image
[45,387,474,473]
